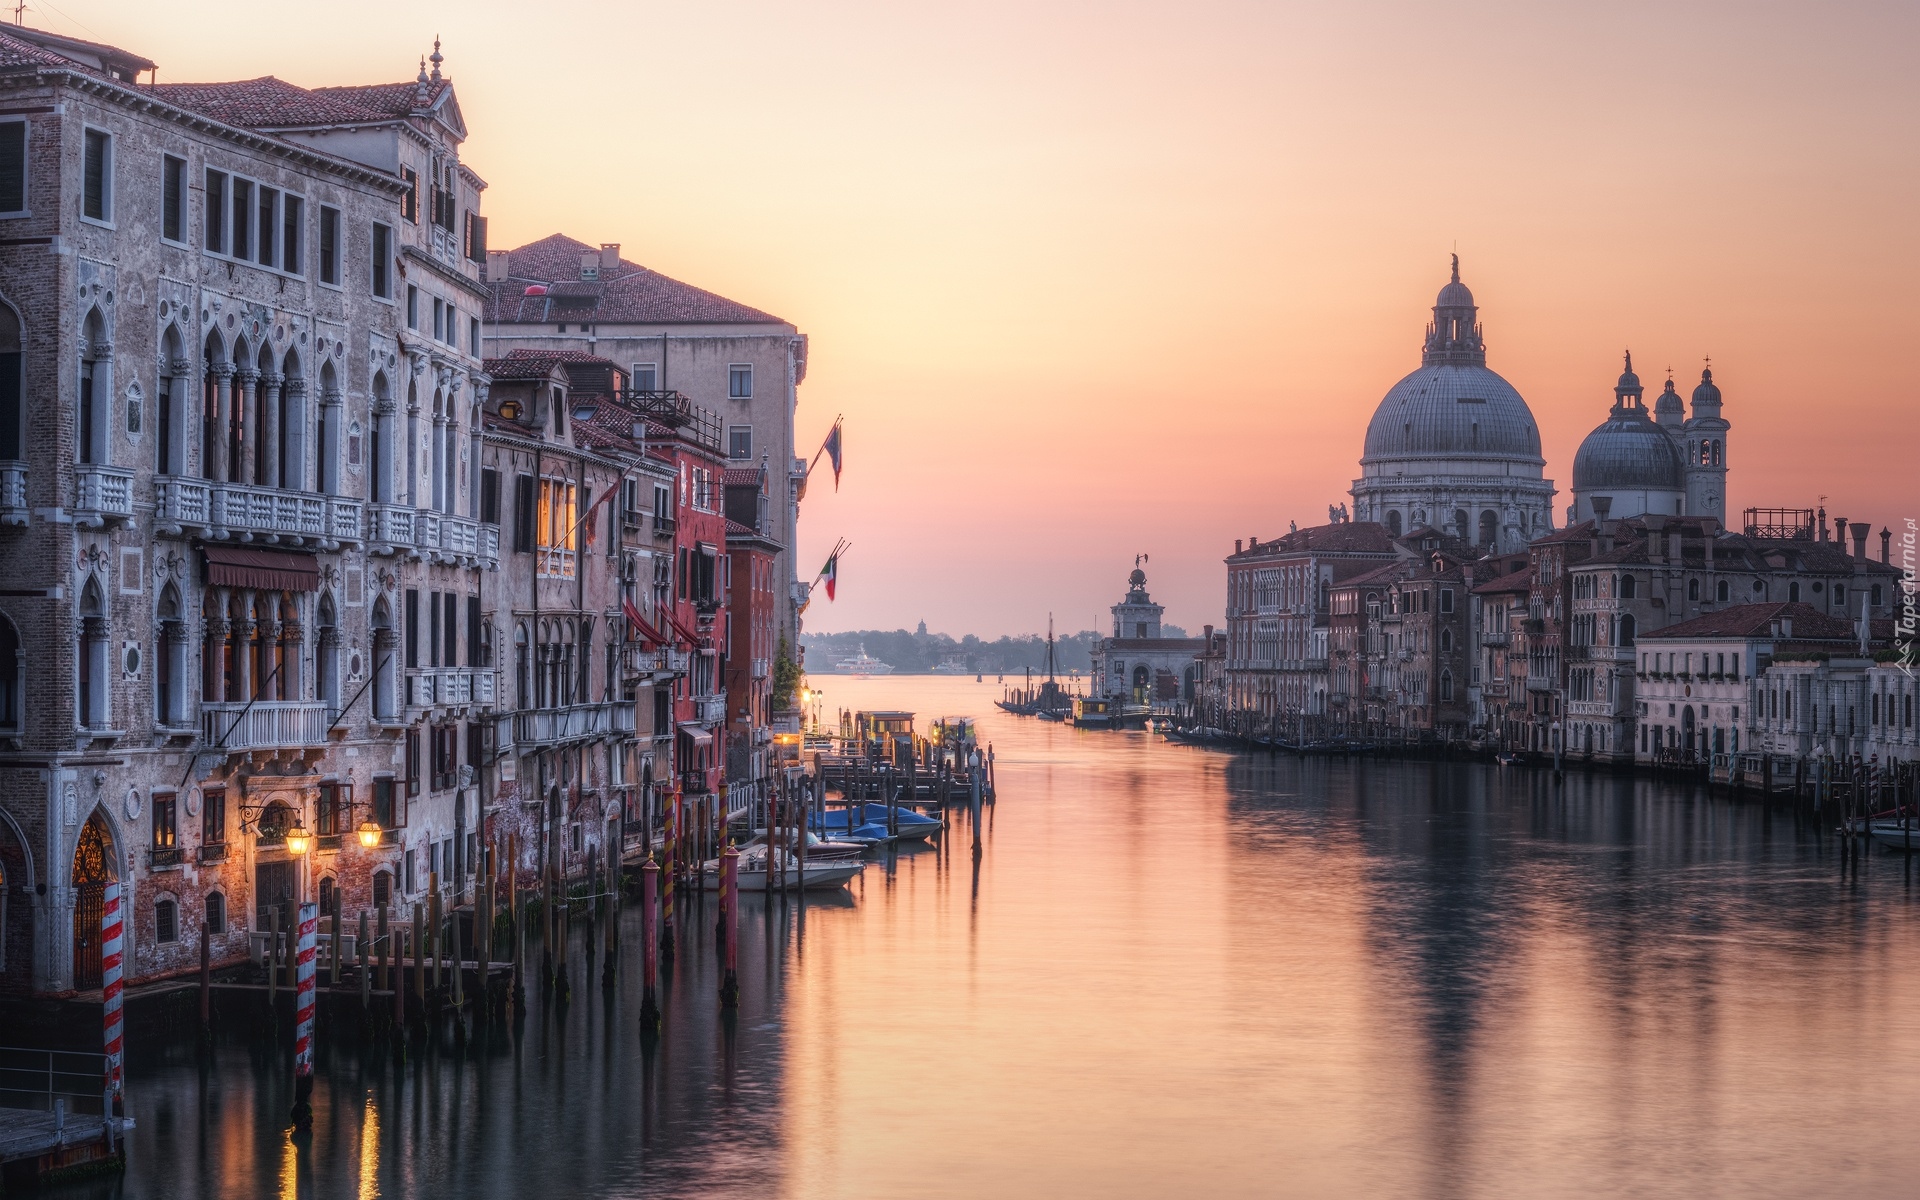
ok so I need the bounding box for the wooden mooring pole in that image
[639,856,661,1032]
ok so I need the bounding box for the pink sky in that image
[73,0,1918,636]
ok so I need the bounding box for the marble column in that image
[261,372,285,489]
[234,369,259,485]
[209,366,235,483]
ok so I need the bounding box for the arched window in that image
[1712,440,1721,466]
[1716,579,1729,602]
[279,348,305,491]
[77,577,108,729]
[1619,613,1635,646]
[372,869,392,909]
[201,335,225,481]
[1479,510,1498,548]
[370,371,392,504]
[156,325,185,475]
[0,301,22,462]
[1451,509,1468,540]
[1688,579,1700,601]
[317,592,340,712]
[78,308,109,465]
[515,622,530,710]
[317,360,340,495]
[1440,627,1453,653]
[317,874,335,917]
[0,614,19,732]
[206,890,226,935]
[1439,670,1453,702]
[371,597,396,721]
[155,896,178,944]
[155,583,187,726]
[1386,510,1402,536]
[1789,581,1800,602]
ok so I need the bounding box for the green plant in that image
[774,634,803,708]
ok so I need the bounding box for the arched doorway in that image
[71,811,116,989]
[1681,706,1697,758]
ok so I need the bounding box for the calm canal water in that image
[79,676,1920,1198]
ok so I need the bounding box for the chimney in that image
[485,250,510,281]
[579,253,600,281]
[1883,527,1893,564]
[1818,506,1828,541]
[1781,616,1793,639]
[600,243,621,270]
[1235,539,1243,554]
[1204,623,1214,642]
[1591,495,1612,537]
[1851,522,1869,561]
[1835,516,1848,547]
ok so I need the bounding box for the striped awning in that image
[202,546,320,592]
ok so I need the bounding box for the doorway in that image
[71,812,116,989]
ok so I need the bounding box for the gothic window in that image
[369,371,392,504]
[0,613,19,731]
[371,597,396,721]
[206,890,226,935]
[155,583,186,726]
[0,302,20,461]
[317,360,340,495]
[78,308,109,465]
[154,897,177,944]
[77,576,108,729]
[317,592,340,712]
[1716,579,1729,602]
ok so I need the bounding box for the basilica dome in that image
[1361,362,1543,464]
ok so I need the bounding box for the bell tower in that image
[1682,364,1729,523]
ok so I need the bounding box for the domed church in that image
[1568,355,1729,524]
[1351,258,1557,552]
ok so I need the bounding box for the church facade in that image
[1567,355,1729,526]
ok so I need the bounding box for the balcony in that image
[201,701,332,752]
[0,461,25,526]
[415,514,498,568]
[1481,631,1509,647]
[148,846,183,870]
[76,465,134,526]
[367,503,415,554]
[210,481,327,543]
[651,514,676,539]
[405,667,497,710]
[197,842,230,864]
[692,694,726,724]
[509,701,630,748]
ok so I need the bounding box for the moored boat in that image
[699,845,863,891]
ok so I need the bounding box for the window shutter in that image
[514,474,535,553]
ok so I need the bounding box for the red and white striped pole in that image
[291,900,317,1131]
[101,880,123,1142]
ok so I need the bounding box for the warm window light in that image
[357,820,383,850]
[285,823,312,856]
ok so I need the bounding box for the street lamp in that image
[357,819,383,850]
[285,822,312,857]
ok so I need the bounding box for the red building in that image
[723,466,782,791]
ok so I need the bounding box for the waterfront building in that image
[1568,357,1730,525]
[481,236,810,672]
[1224,522,1395,732]
[1089,562,1209,708]
[1554,510,1902,764]
[0,26,498,995]
[1324,530,1476,738]
[723,464,783,787]
[1350,259,1556,551]
[1637,603,1858,764]
[476,350,675,882]
[1467,558,1534,746]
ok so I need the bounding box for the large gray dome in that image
[1361,363,1544,463]
[1572,406,1686,491]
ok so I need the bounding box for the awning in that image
[677,724,713,747]
[203,546,320,592]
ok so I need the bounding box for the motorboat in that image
[852,803,941,841]
[811,809,897,846]
[1072,696,1113,729]
[1495,751,1525,767]
[699,844,862,892]
[1867,818,1920,852]
[741,827,867,861]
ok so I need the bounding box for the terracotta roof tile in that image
[1638,602,1856,642]
[150,76,387,127]
[309,79,450,118]
[486,233,786,326]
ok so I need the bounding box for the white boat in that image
[741,827,868,861]
[699,844,863,891]
[832,645,894,675]
[930,658,970,674]
[1868,819,1920,852]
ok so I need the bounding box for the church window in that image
[1834,584,1845,607]
[1688,579,1700,601]
[1716,580,1729,602]
[1712,441,1721,466]
[1621,575,1636,599]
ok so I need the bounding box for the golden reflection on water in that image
[358,1093,381,1200]
[278,1129,298,1200]
[780,676,1920,1200]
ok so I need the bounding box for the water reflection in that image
[82,678,1920,1198]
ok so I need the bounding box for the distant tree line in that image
[801,628,1122,675]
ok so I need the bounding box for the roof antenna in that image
[12,3,25,26]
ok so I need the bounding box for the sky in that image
[51,0,1919,638]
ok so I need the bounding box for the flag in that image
[579,486,617,549]
[818,550,838,601]
[823,420,843,490]
[623,597,655,644]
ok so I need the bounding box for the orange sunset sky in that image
[64,0,1916,637]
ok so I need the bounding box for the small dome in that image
[1692,367,1721,409]
[1128,567,1146,588]
[1653,377,1685,421]
[1573,404,1687,492]
[1436,279,1475,309]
